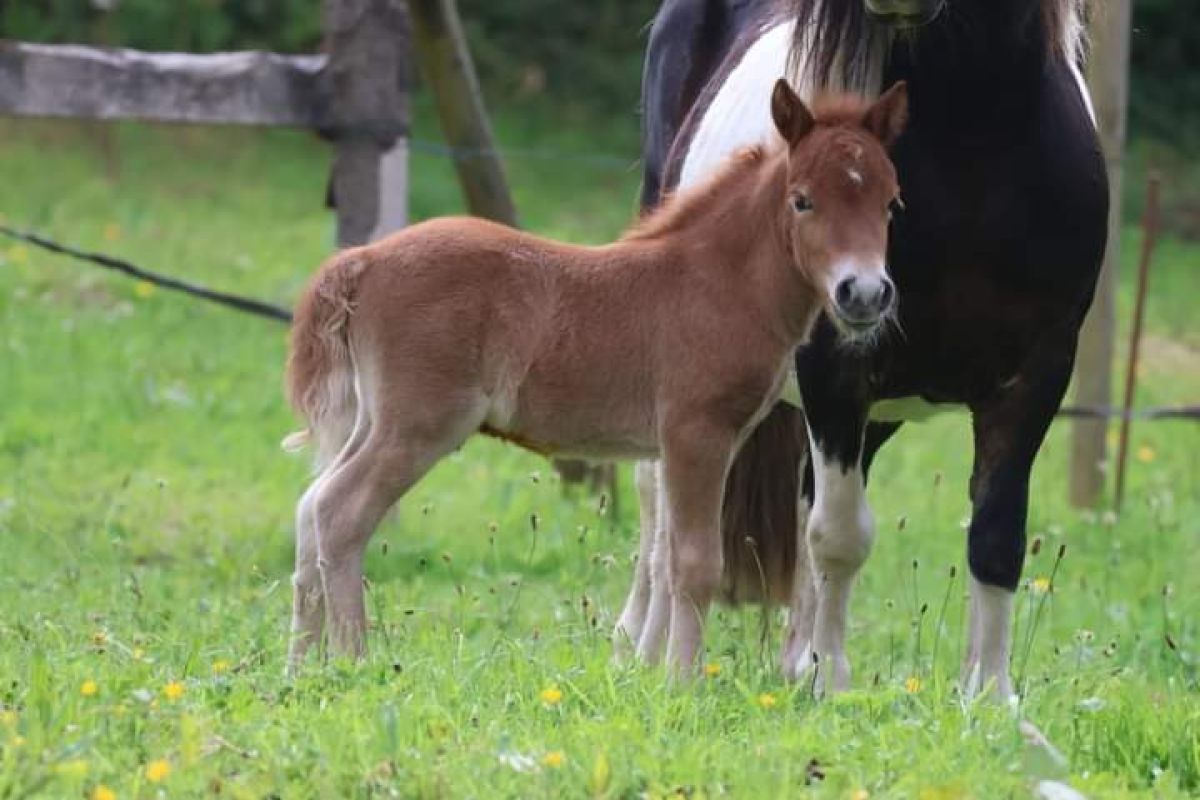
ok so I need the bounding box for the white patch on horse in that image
[963,575,1016,700]
[846,167,864,186]
[680,21,797,188]
[804,435,875,693]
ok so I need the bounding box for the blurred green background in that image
[3,0,1198,236]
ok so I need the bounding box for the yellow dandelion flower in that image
[540,685,563,706]
[131,647,145,660]
[103,223,122,242]
[8,246,28,264]
[163,681,185,701]
[91,630,108,647]
[144,759,171,783]
[8,735,25,748]
[92,785,117,800]
[542,750,566,768]
[852,791,870,800]
[212,659,231,675]
[80,680,99,697]
[757,692,777,709]
[904,676,922,694]
[133,281,156,299]
[1136,446,1156,463]
[703,662,721,678]
[0,710,16,727]
[1031,577,1051,595]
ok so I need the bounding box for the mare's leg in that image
[613,460,660,659]
[963,347,1073,700]
[782,421,900,681]
[315,393,486,658]
[636,464,673,664]
[661,420,737,675]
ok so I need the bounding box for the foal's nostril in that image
[835,277,857,310]
[879,278,896,312]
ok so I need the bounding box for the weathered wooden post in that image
[409,0,613,495]
[407,0,518,227]
[323,0,411,247]
[1069,0,1131,507]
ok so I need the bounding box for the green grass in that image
[1,97,1198,799]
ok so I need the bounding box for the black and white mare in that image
[615,0,1108,698]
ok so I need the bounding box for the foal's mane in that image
[623,145,768,243]
[785,0,1089,91]
[624,95,875,244]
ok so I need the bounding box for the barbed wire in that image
[1,223,1196,423]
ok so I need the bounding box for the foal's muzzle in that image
[833,274,895,333]
[863,0,944,28]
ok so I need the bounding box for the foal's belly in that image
[479,374,659,461]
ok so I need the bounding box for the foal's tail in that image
[283,250,368,469]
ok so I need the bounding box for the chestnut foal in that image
[284,80,906,674]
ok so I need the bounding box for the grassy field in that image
[1,97,1198,799]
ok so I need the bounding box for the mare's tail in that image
[720,404,808,606]
[283,250,368,470]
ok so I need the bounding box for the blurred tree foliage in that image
[0,0,1195,143]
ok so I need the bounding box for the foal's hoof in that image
[610,623,640,664]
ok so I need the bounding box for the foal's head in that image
[770,79,907,339]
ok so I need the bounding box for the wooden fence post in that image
[323,0,410,247]
[409,0,613,495]
[1069,0,1131,507]
[407,0,518,226]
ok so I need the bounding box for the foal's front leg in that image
[660,421,737,675]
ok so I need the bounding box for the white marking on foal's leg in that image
[781,481,817,680]
[613,460,659,660]
[636,464,672,664]
[806,442,874,694]
[288,480,325,674]
[962,574,1016,701]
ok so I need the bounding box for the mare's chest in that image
[874,88,1107,405]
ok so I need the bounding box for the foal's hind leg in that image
[314,396,487,658]
[613,460,660,660]
[289,412,372,673]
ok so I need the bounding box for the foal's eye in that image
[792,194,814,213]
[888,196,906,220]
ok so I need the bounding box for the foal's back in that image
[344,216,691,457]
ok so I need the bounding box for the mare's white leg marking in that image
[613,460,659,659]
[963,575,1016,701]
[806,440,874,694]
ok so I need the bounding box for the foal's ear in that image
[771,78,815,147]
[862,81,909,146]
